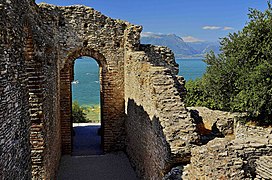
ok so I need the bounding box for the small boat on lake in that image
[72,80,79,84]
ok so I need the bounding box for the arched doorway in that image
[72,56,102,155]
[59,49,107,155]
[59,48,126,155]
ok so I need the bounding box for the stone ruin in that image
[0,0,271,179]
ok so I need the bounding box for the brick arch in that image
[59,48,124,154]
[64,48,108,68]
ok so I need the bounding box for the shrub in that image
[185,3,272,124]
[72,101,88,123]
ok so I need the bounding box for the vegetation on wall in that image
[185,3,272,124]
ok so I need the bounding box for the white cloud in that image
[182,36,204,43]
[141,32,163,38]
[202,26,221,30]
[202,26,234,31]
[223,26,234,30]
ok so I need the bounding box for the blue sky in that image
[35,0,268,42]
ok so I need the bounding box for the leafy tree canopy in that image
[185,2,272,124]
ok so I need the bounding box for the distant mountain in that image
[141,33,197,56]
[140,32,220,58]
[187,41,220,55]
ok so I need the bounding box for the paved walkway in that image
[57,152,138,180]
[57,123,138,180]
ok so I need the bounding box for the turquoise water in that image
[176,59,207,80]
[72,57,207,105]
[72,57,100,106]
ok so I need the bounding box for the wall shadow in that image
[125,98,171,179]
[72,124,103,156]
[189,109,224,145]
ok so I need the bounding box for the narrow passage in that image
[57,123,138,180]
[57,152,138,180]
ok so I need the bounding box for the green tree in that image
[185,3,272,124]
[72,101,88,123]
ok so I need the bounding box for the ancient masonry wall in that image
[43,4,132,153]
[124,28,199,179]
[1,1,62,179]
[0,0,32,179]
[183,117,272,179]
[4,1,272,180]
[21,3,131,178]
[37,4,198,179]
[25,3,62,179]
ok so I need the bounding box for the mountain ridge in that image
[141,32,220,59]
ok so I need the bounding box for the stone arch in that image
[60,47,124,154]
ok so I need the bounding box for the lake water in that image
[72,58,100,106]
[176,59,207,80]
[72,57,207,106]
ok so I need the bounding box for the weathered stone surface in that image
[188,107,245,136]
[255,156,272,179]
[183,123,272,179]
[0,0,32,179]
[1,1,198,179]
[2,1,271,180]
[124,45,199,179]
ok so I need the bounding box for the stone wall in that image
[38,4,133,153]
[124,39,199,178]
[3,1,181,178]
[0,0,32,179]
[3,1,271,180]
[1,1,62,179]
[26,3,133,178]
[255,156,272,179]
[183,111,272,179]
[36,4,199,178]
[188,107,239,136]
[25,3,61,179]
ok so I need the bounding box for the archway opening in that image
[71,56,102,155]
